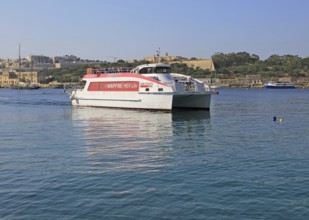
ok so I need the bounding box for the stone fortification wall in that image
[180,60,215,71]
[144,54,216,71]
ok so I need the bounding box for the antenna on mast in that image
[156,47,161,63]
[18,43,21,68]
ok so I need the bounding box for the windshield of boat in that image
[139,66,171,74]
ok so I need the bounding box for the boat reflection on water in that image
[72,107,210,138]
[171,109,211,142]
[71,107,174,139]
[172,109,210,121]
[70,107,211,173]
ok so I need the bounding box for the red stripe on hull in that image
[88,81,139,91]
[83,73,168,87]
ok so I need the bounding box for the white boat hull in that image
[71,91,211,111]
[72,93,211,111]
[264,82,295,89]
[72,91,174,110]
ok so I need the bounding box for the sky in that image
[1,0,308,61]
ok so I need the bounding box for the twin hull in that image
[72,91,211,111]
[70,74,211,111]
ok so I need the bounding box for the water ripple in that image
[0,88,309,219]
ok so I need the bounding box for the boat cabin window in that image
[155,67,171,73]
[139,67,154,74]
[138,66,171,74]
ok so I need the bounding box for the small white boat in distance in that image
[210,84,220,89]
[264,82,295,89]
[65,63,211,111]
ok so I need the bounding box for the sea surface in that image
[0,88,308,220]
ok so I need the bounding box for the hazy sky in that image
[1,0,308,61]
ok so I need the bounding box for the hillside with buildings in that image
[1,52,309,88]
[144,52,215,71]
[0,54,100,88]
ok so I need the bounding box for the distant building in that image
[52,55,79,63]
[218,78,236,87]
[144,53,186,63]
[144,52,216,71]
[55,62,84,68]
[27,55,52,64]
[245,75,263,86]
[0,69,38,87]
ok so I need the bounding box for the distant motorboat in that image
[11,82,41,90]
[264,82,295,89]
[210,84,220,89]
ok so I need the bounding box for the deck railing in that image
[87,67,133,75]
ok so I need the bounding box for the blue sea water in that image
[0,88,308,219]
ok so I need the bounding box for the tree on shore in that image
[211,52,309,79]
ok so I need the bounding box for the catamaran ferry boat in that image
[264,82,296,89]
[65,63,211,111]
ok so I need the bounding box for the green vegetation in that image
[39,66,87,84]
[211,52,309,80]
[38,52,309,84]
[171,52,309,79]
[170,63,212,78]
